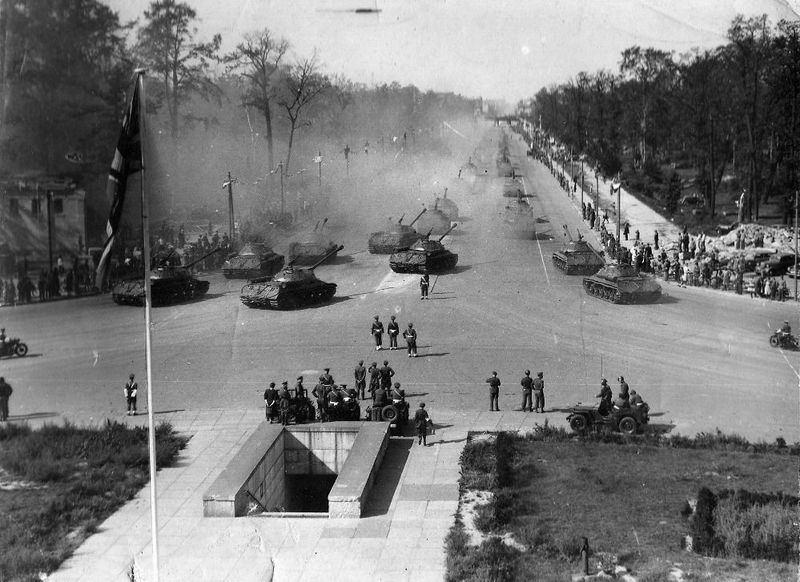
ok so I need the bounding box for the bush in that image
[495,432,514,488]
[446,520,519,582]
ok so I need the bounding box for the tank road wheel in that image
[14,343,28,357]
[381,405,399,422]
[618,416,637,435]
[569,415,588,434]
[769,335,780,347]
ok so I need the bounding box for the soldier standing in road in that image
[420,274,430,299]
[379,360,395,389]
[371,315,384,351]
[413,402,430,446]
[354,360,367,399]
[0,376,12,421]
[368,361,380,399]
[387,316,400,350]
[486,371,501,411]
[403,322,418,357]
[532,371,545,413]
[294,376,306,399]
[124,373,138,416]
[520,370,533,412]
[312,378,327,422]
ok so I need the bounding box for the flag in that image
[95,79,142,287]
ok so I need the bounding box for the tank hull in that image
[112,278,211,307]
[240,280,337,309]
[552,252,604,275]
[367,231,420,254]
[389,250,458,274]
[582,273,662,304]
[222,254,284,279]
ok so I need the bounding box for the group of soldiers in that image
[595,376,645,416]
[370,315,418,357]
[486,370,545,412]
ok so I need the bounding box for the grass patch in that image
[0,421,188,582]
[448,431,798,581]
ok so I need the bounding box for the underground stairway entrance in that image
[203,422,391,518]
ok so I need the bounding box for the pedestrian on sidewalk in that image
[533,371,545,412]
[354,360,367,399]
[486,371,501,411]
[124,373,138,416]
[0,376,12,421]
[387,315,400,350]
[403,322,418,357]
[520,370,533,412]
[371,315,384,351]
[413,402,430,446]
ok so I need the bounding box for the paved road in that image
[3,125,797,442]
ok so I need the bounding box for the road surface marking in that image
[522,175,550,286]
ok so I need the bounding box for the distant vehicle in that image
[566,400,650,435]
[759,252,797,277]
[679,195,705,208]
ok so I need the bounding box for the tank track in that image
[368,242,399,254]
[241,282,337,309]
[389,254,458,274]
[582,279,661,304]
[113,281,210,307]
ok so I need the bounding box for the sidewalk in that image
[46,407,556,582]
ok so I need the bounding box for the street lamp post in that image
[795,189,798,301]
[278,161,285,216]
[223,171,237,243]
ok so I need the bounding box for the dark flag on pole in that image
[95,81,142,287]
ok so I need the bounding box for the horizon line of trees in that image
[523,14,800,222]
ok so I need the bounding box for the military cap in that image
[525,370,530,375]
[371,361,377,366]
[297,376,303,380]
[269,382,275,387]
[537,371,543,377]
[419,402,425,408]
[383,360,389,365]
[374,315,379,320]
[408,322,413,327]
[129,373,135,379]
[282,380,288,385]
[394,382,401,388]
[324,367,330,372]
[492,371,497,375]
[391,315,396,320]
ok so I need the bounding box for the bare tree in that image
[225,29,289,173]
[278,52,329,174]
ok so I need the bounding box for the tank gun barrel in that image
[185,247,222,269]
[313,220,321,232]
[437,223,457,241]
[408,208,427,227]
[397,213,406,224]
[309,245,344,270]
[425,227,434,238]
[320,217,329,231]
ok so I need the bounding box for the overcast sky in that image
[108,0,800,102]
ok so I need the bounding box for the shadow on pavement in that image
[404,392,429,398]
[153,409,186,415]
[6,412,59,421]
[362,437,413,517]
[422,352,450,358]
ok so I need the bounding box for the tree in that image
[278,52,328,175]
[225,29,289,173]
[136,0,221,140]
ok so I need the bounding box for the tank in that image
[415,200,452,235]
[389,224,458,274]
[222,242,284,279]
[582,263,662,304]
[552,225,606,275]
[436,188,459,220]
[287,218,341,266]
[112,248,221,307]
[502,177,525,198]
[367,208,427,254]
[240,245,343,309]
[502,199,536,239]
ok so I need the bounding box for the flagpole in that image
[137,69,161,582]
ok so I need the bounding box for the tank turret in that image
[389,224,458,274]
[287,217,342,265]
[582,263,662,304]
[368,208,427,254]
[552,225,606,275]
[240,245,344,309]
[112,247,221,307]
[437,188,459,220]
[222,242,284,279]
[415,200,452,236]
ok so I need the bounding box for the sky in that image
[107,0,800,102]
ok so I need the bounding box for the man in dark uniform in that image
[387,315,400,350]
[413,402,430,445]
[0,376,12,421]
[125,373,138,416]
[312,377,327,422]
[532,371,545,413]
[596,378,613,415]
[379,360,394,389]
[618,375,630,401]
[294,376,306,399]
[321,368,334,387]
[278,380,291,401]
[420,274,430,299]
[629,390,644,407]
[279,382,291,425]
[372,384,388,420]
[391,382,405,403]
[520,370,533,412]
[368,361,380,399]
[486,371,501,411]
[264,382,279,422]
[354,360,367,399]
[371,315,384,351]
[403,322,418,357]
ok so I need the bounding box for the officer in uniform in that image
[596,378,612,415]
[368,361,380,399]
[372,384,388,420]
[618,375,630,403]
[371,315,384,350]
[387,316,400,350]
[420,274,430,299]
[294,376,306,399]
[413,402,430,445]
[532,371,545,413]
[403,322,418,357]
[279,382,291,425]
[486,371,501,411]
[125,373,138,416]
[379,360,395,389]
[312,377,327,422]
[629,390,644,407]
[321,368,334,386]
[354,360,367,399]
[391,382,405,403]
[520,370,533,412]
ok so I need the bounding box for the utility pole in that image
[223,172,237,244]
[279,161,285,216]
[46,191,54,274]
[580,155,585,205]
[795,189,798,301]
[317,151,323,189]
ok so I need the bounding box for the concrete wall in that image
[203,423,286,517]
[284,424,359,475]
